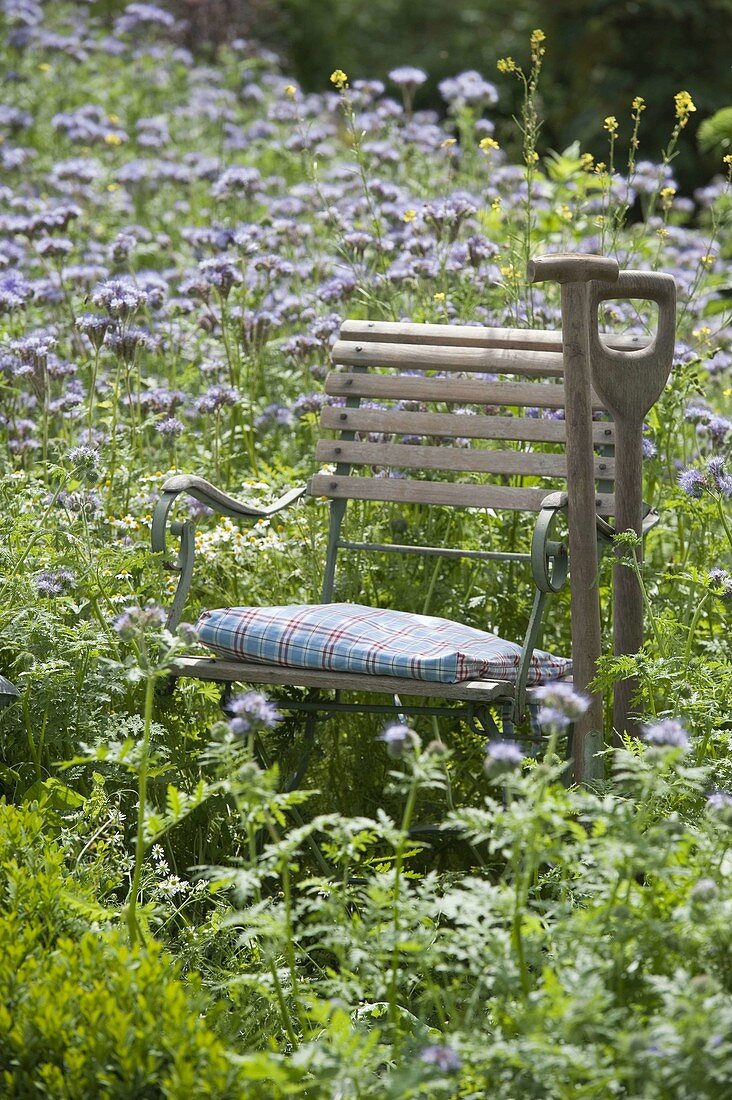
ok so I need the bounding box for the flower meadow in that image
[1,2,732,1096]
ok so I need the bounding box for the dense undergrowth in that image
[1,2,732,1096]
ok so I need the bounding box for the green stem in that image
[716,495,732,551]
[387,769,420,1032]
[683,590,710,670]
[126,671,155,947]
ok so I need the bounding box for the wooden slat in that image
[320,406,616,445]
[316,439,615,480]
[340,319,651,353]
[309,474,616,513]
[170,655,515,702]
[326,372,606,410]
[333,340,565,377]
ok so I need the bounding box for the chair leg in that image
[283,711,319,793]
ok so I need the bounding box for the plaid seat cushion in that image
[196,603,571,685]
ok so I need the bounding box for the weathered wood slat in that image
[315,439,616,480]
[333,340,565,377]
[320,406,616,445]
[326,372,605,410]
[170,655,515,702]
[309,473,616,513]
[340,319,650,353]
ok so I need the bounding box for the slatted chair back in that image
[311,319,650,605]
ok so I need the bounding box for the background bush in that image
[160,0,732,192]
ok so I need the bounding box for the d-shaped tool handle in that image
[587,271,676,423]
[528,252,620,286]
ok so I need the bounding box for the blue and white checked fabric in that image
[196,603,572,685]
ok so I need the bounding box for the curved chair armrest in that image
[151,475,306,630]
[531,492,569,593]
[152,475,307,555]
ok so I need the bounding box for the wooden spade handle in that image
[587,271,676,424]
[528,254,622,784]
[528,253,620,286]
[585,270,676,737]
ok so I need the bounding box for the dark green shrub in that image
[0,803,243,1098]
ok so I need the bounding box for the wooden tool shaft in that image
[561,281,605,780]
[611,418,644,737]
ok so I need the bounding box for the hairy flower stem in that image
[387,768,420,1035]
[126,667,155,947]
[683,590,711,670]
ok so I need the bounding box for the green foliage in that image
[0,801,244,1097]
[0,4,731,1094]
[699,107,732,158]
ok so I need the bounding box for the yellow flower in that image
[441,137,457,148]
[497,57,517,74]
[674,90,696,125]
[604,116,619,135]
[38,63,50,73]
[660,185,676,210]
[104,133,123,146]
[433,292,446,302]
[581,152,595,171]
[330,69,348,90]
[479,137,500,153]
[402,209,417,223]
[724,154,732,167]
[530,29,546,59]
[284,84,297,98]
[631,96,646,113]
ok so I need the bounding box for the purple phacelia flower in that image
[156,416,184,439]
[420,1044,462,1073]
[113,604,167,638]
[195,384,239,414]
[678,467,707,498]
[75,313,111,350]
[92,278,147,319]
[708,569,732,601]
[439,70,498,109]
[0,270,32,312]
[483,739,524,777]
[642,718,690,752]
[378,722,415,758]
[226,691,281,735]
[534,682,590,731]
[197,255,242,299]
[34,567,76,597]
[211,165,262,200]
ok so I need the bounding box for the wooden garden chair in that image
[152,255,675,785]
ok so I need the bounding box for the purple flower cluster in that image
[483,739,524,777]
[420,1043,462,1073]
[113,603,167,638]
[641,718,690,752]
[534,682,590,731]
[226,691,281,736]
[378,722,415,758]
[34,567,76,597]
